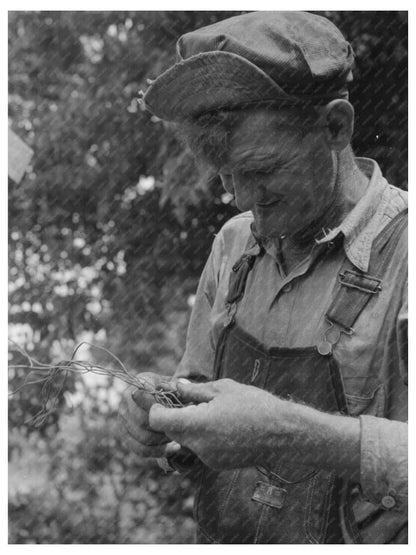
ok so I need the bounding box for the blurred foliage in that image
[9,396,196,544]
[8,11,407,544]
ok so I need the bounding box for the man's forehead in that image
[218,109,307,169]
[234,108,316,131]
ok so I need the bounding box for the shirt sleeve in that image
[174,230,225,381]
[359,285,408,513]
[359,416,407,512]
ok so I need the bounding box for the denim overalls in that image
[192,211,407,544]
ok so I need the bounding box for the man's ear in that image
[321,99,354,151]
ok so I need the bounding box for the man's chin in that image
[252,218,284,240]
[252,211,288,239]
[254,226,284,241]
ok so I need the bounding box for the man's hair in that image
[176,105,322,175]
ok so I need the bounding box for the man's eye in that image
[245,167,276,177]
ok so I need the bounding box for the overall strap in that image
[227,253,257,304]
[224,232,263,326]
[214,233,262,374]
[326,210,407,331]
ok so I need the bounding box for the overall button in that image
[381,495,396,509]
[317,340,332,356]
[282,283,293,293]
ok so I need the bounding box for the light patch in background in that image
[121,175,156,207]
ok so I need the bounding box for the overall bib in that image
[193,211,407,544]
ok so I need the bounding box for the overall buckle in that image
[338,270,382,294]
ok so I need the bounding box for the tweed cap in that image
[143,11,354,122]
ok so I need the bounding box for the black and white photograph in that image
[8,8,408,545]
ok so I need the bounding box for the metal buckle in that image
[317,319,354,355]
[339,270,382,294]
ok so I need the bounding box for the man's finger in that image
[163,441,182,457]
[132,388,158,411]
[176,380,216,404]
[123,429,168,458]
[149,403,198,435]
[119,409,169,444]
[140,443,169,458]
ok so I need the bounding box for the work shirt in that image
[176,158,408,542]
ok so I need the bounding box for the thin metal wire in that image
[8,339,184,426]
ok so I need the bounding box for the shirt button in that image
[381,495,396,509]
[282,283,293,293]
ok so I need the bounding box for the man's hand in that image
[118,372,181,459]
[149,378,282,470]
[148,378,361,479]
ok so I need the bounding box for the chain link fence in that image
[8,11,407,544]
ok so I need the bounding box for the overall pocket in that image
[344,383,385,417]
[195,466,264,544]
[304,471,344,544]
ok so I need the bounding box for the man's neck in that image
[276,148,369,274]
[292,148,368,245]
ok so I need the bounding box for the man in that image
[119,12,407,544]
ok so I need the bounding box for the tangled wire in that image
[8,339,184,427]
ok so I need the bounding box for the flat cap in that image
[143,11,354,122]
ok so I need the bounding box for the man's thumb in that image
[148,403,169,431]
[176,379,216,404]
[131,387,155,411]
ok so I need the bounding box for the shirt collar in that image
[314,158,389,272]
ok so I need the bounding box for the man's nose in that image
[220,174,234,194]
[233,174,268,201]
[231,173,247,194]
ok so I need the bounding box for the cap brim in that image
[143,51,292,122]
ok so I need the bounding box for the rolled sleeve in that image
[359,415,408,512]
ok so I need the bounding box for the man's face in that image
[219,109,336,239]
